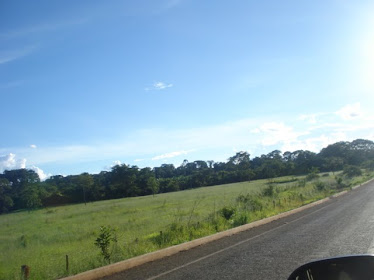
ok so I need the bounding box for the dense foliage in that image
[1,139,373,214]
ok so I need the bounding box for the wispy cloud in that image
[164,0,182,9]
[0,80,25,89]
[145,81,173,91]
[30,144,37,149]
[298,113,325,124]
[153,0,182,14]
[0,46,37,64]
[0,18,89,39]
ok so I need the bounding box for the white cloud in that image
[30,144,37,149]
[0,153,26,173]
[256,122,308,146]
[281,135,344,153]
[0,153,50,180]
[146,81,173,91]
[134,159,145,162]
[336,102,362,120]
[29,166,51,181]
[104,160,122,171]
[152,150,192,160]
[112,160,122,166]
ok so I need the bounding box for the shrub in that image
[248,196,263,212]
[236,194,249,204]
[314,181,326,191]
[306,167,320,181]
[306,173,319,181]
[363,160,374,171]
[220,206,236,220]
[236,194,263,212]
[298,179,306,188]
[232,213,249,227]
[94,226,117,262]
[150,223,185,247]
[263,184,275,197]
[335,176,346,189]
[343,165,362,178]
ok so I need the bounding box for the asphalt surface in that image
[103,181,374,280]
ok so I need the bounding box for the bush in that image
[306,173,319,181]
[236,194,263,212]
[298,179,306,188]
[236,194,249,204]
[335,176,346,189]
[220,206,236,220]
[343,165,362,178]
[306,167,320,181]
[314,181,326,191]
[94,226,117,262]
[150,223,186,247]
[363,160,374,171]
[262,184,275,197]
[232,213,249,227]
[248,196,263,212]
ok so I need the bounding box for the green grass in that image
[0,171,373,280]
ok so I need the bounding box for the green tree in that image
[76,173,94,204]
[146,177,159,196]
[0,178,13,213]
[323,157,344,174]
[110,164,139,197]
[21,185,42,211]
[1,169,40,210]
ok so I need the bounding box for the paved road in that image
[104,181,374,280]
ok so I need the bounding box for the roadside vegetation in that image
[0,168,373,279]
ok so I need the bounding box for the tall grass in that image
[0,171,372,279]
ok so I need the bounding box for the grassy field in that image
[0,171,373,280]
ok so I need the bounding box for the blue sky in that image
[1,0,373,179]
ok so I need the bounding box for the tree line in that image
[1,139,373,214]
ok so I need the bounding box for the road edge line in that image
[60,177,374,280]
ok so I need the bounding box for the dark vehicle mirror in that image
[288,255,374,280]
